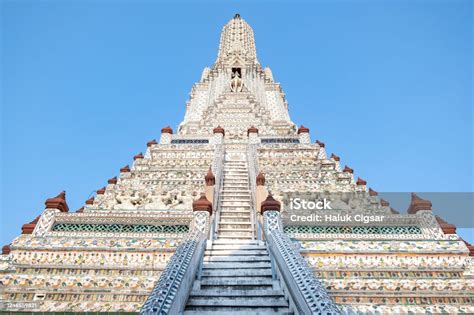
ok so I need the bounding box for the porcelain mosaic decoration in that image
[1,14,473,314]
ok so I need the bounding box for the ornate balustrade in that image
[262,210,344,315]
[210,144,225,240]
[140,211,210,314]
[247,143,259,239]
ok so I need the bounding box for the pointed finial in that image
[343,165,353,174]
[2,244,11,255]
[256,172,265,186]
[45,190,69,212]
[330,153,340,161]
[435,216,456,234]
[407,193,432,214]
[193,193,212,214]
[234,13,241,19]
[205,166,215,186]
[261,193,281,214]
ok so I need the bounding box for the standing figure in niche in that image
[230,70,244,92]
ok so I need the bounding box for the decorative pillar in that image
[204,167,215,204]
[256,172,266,212]
[261,193,282,232]
[407,193,432,214]
[192,193,212,235]
[146,139,157,158]
[330,153,341,171]
[160,126,173,144]
[297,125,310,144]
[315,140,326,159]
[212,126,225,145]
[247,126,260,144]
[2,244,11,255]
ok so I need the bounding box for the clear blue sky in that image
[1,0,473,245]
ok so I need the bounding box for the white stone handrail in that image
[211,144,225,240]
[247,143,259,240]
[262,210,343,315]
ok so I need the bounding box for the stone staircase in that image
[183,158,292,314]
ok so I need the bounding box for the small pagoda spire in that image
[407,193,432,214]
[134,152,144,160]
[247,126,259,136]
[108,176,118,184]
[85,196,95,205]
[193,193,212,214]
[435,216,456,234]
[2,244,11,255]
[256,172,265,186]
[368,188,378,196]
[356,177,367,186]
[343,165,353,174]
[147,139,158,147]
[330,153,340,161]
[161,126,173,134]
[261,193,281,214]
[96,187,106,195]
[297,125,309,134]
[22,215,40,234]
[380,199,389,207]
[120,165,130,173]
[315,140,325,147]
[45,191,69,212]
[462,240,474,256]
[213,126,225,137]
[205,167,215,186]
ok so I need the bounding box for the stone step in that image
[220,197,251,202]
[215,232,254,238]
[220,207,251,216]
[221,202,252,206]
[203,255,270,266]
[221,190,250,194]
[212,239,263,245]
[223,175,249,179]
[202,262,271,269]
[184,309,293,315]
[221,186,250,190]
[219,226,253,232]
[219,223,252,230]
[220,190,251,194]
[220,205,251,209]
[209,244,266,250]
[217,232,253,240]
[224,177,249,186]
[185,297,288,307]
[219,208,252,214]
[205,250,267,256]
[219,216,250,222]
[199,277,274,286]
[219,210,252,215]
[189,289,283,297]
[201,269,273,277]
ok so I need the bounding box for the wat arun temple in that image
[1,14,473,314]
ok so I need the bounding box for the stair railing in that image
[246,143,259,240]
[261,210,343,315]
[210,144,225,240]
[140,211,210,315]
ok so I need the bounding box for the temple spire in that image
[216,14,258,65]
